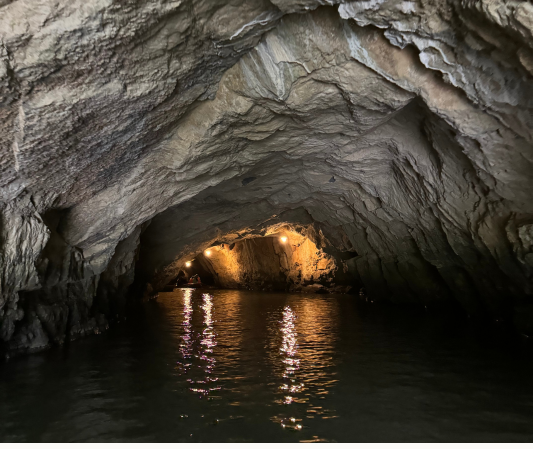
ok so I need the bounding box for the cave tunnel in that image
[144,224,360,294]
[1,0,533,443]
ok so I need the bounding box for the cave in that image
[143,225,356,293]
[1,0,533,443]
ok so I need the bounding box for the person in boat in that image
[188,274,201,284]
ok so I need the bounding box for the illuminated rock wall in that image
[200,230,339,292]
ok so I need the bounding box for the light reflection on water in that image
[280,306,301,404]
[178,289,192,362]
[178,292,219,398]
[270,301,340,435]
[1,289,533,442]
[277,306,303,429]
[173,289,340,435]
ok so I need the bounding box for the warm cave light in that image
[185,261,191,267]
[205,250,212,256]
[280,236,288,243]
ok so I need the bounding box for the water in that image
[1,289,533,442]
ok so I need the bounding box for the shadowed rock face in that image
[1,1,532,353]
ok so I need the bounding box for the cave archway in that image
[1,3,533,356]
[135,210,362,295]
[172,229,358,294]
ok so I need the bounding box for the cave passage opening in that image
[147,226,360,295]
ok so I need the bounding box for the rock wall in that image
[198,228,344,293]
[1,1,533,353]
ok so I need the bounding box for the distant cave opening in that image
[199,233,351,293]
[136,224,360,296]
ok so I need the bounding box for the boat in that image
[175,282,202,289]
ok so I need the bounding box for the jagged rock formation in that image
[175,226,342,293]
[204,233,337,292]
[0,0,532,354]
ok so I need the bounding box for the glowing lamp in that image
[185,261,191,267]
[280,236,288,243]
[205,250,212,256]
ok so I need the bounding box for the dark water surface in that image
[1,289,533,442]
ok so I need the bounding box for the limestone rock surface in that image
[1,0,533,353]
